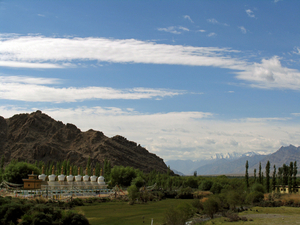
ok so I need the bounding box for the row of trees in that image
[0,156,112,184]
[245,160,298,193]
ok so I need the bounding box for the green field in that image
[75,199,194,225]
[204,206,300,225]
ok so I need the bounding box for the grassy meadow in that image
[203,206,300,225]
[75,199,194,225]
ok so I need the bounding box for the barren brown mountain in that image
[0,110,168,173]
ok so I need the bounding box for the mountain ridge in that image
[0,111,168,173]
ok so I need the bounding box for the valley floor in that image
[75,199,194,225]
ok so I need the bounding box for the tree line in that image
[245,160,298,193]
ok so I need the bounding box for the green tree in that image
[265,161,270,193]
[203,197,219,219]
[245,160,249,189]
[253,168,257,183]
[110,166,137,187]
[293,161,297,192]
[127,185,140,202]
[258,162,262,184]
[272,165,276,192]
[3,162,40,184]
[288,162,293,193]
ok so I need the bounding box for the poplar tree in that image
[293,161,297,192]
[258,162,262,184]
[288,162,293,193]
[265,161,270,193]
[245,160,249,188]
[254,168,257,183]
[272,165,277,192]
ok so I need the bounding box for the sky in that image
[0,0,300,161]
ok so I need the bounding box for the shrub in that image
[191,199,204,213]
[246,191,264,204]
[203,197,219,219]
[2,162,40,184]
[210,182,223,194]
[176,187,193,199]
[0,202,25,225]
[127,185,140,202]
[199,180,213,191]
[131,176,145,188]
[62,211,90,225]
[251,183,265,194]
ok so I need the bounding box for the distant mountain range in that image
[166,145,300,175]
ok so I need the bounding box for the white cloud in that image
[235,56,300,90]
[197,30,206,33]
[0,34,246,70]
[0,75,185,102]
[2,34,300,91]
[37,14,45,17]
[207,18,229,26]
[158,26,189,34]
[157,26,181,34]
[1,106,299,161]
[292,47,300,55]
[246,9,255,18]
[238,26,247,34]
[207,32,216,37]
[183,15,194,23]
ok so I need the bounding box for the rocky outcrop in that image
[0,111,168,173]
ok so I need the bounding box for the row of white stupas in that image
[38,166,106,186]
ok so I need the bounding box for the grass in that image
[203,207,300,225]
[75,198,194,225]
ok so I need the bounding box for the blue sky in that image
[1,0,300,161]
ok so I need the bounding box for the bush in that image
[164,203,195,225]
[62,211,90,225]
[176,187,193,199]
[203,197,219,219]
[251,183,265,194]
[246,191,264,204]
[0,202,25,225]
[131,176,145,188]
[191,199,204,213]
[199,180,213,191]
[2,162,40,184]
[127,185,140,202]
[210,182,223,194]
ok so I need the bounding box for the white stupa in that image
[48,166,56,182]
[83,168,90,182]
[97,169,106,186]
[67,167,74,182]
[38,166,47,181]
[58,166,65,182]
[75,167,82,182]
[90,168,98,182]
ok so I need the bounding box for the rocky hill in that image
[0,111,168,173]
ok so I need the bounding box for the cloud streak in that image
[2,34,300,90]
[0,75,185,102]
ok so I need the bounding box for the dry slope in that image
[0,110,168,173]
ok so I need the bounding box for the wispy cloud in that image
[238,26,247,34]
[197,30,206,33]
[157,26,189,34]
[183,15,194,23]
[0,75,185,102]
[2,34,300,91]
[207,18,229,26]
[37,14,45,17]
[292,47,300,55]
[1,105,299,160]
[207,32,216,37]
[246,9,255,18]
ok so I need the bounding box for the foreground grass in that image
[203,206,300,225]
[75,198,194,225]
